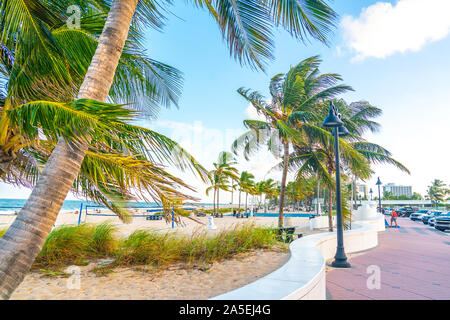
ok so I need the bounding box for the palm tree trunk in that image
[238,190,242,214]
[213,187,217,216]
[278,140,290,228]
[328,188,334,232]
[245,192,248,212]
[0,0,139,300]
[217,188,220,216]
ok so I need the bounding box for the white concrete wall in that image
[211,213,384,300]
[309,215,335,230]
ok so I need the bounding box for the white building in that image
[382,183,412,197]
[357,184,368,198]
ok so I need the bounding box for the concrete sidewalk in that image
[326,218,450,300]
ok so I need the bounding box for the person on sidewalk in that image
[390,208,398,228]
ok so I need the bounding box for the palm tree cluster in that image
[0,0,341,298]
[232,56,410,229]
[206,152,238,216]
[206,151,280,216]
[0,0,208,220]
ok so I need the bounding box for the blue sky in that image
[2,0,450,202]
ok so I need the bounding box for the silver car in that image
[435,212,450,231]
[410,209,429,221]
[422,211,443,224]
[429,216,436,227]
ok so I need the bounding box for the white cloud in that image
[245,103,266,121]
[341,0,450,60]
[150,120,289,202]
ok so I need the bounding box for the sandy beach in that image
[0,209,312,236]
[2,208,312,300]
[10,249,289,300]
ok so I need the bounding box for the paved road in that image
[326,218,450,300]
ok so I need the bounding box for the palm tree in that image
[263,179,279,212]
[427,179,449,207]
[0,0,196,213]
[232,56,352,227]
[286,99,410,231]
[0,0,339,299]
[254,181,266,209]
[229,180,239,205]
[237,171,255,215]
[254,178,277,211]
[206,152,238,216]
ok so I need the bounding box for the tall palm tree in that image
[285,99,410,231]
[263,178,278,212]
[254,181,266,209]
[229,180,239,205]
[0,3,205,219]
[237,171,255,214]
[253,178,276,211]
[232,56,352,227]
[206,151,238,215]
[0,0,338,299]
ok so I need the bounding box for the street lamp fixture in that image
[369,188,373,201]
[322,101,351,268]
[376,177,382,213]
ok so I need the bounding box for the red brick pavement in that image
[326,218,450,300]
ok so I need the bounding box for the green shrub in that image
[115,223,278,267]
[35,222,117,266]
[89,222,117,255]
[13,222,279,269]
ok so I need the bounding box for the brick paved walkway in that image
[326,218,450,300]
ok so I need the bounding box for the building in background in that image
[383,183,412,197]
[357,184,368,199]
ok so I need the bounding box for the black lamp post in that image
[369,188,373,201]
[322,101,351,268]
[376,177,382,213]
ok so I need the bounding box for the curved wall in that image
[211,215,384,300]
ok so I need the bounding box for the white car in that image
[410,209,429,221]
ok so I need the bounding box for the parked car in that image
[429,216,437,227]
[435,212,450,231]
[422,211,443,224]
[410,209,429,221]
[397,207,415,217]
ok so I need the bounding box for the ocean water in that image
[253,213,312,218]
[0,199,214,215]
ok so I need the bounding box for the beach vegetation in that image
[0,0,339,299]
[4,222,281,270]
[232,56,352,227]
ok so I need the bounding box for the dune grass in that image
[0,222,281,269]
[35,223,118,266]
[115,223,278,267]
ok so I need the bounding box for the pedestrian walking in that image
[390,208,398,228]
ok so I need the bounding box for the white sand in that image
[10,249,289,300]
[0,209,311,236]
[2,209,311,300]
